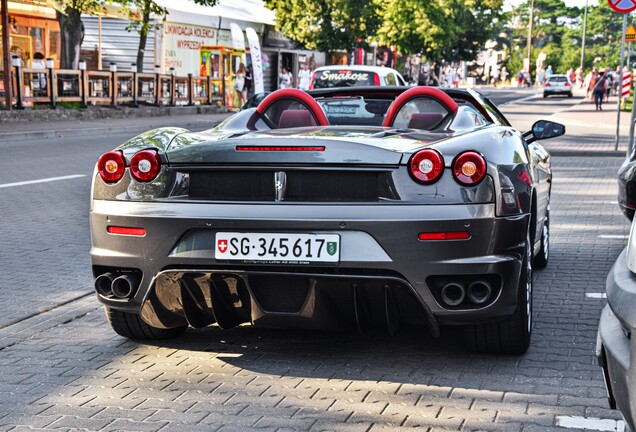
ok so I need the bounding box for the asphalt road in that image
[0,91,630,431]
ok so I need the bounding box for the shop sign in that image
[263,29,294,49]
[162,22,232,75]
[626,24,636,42]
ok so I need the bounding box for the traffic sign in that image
[609,0,636,14]
[627,24,636,42]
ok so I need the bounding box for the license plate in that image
[215,232,340,263]
[327,105,357,114]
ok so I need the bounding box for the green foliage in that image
[52,0,104,14]
[503,1,635,75]
[108,0,219,37]
[375,0,504,62]
[263,0,381,51]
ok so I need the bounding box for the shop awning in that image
[155,0,275,29]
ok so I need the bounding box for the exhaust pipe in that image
[440,282,466,307]
[467,281,492,305]
[94,273,115,296]
[111,274,141,299]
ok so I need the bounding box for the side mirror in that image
[530,120,565,141]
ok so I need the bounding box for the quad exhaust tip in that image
[94,272,115,296]
[94,272,141,299]
[467,281,492,305]
[440,282,466,307]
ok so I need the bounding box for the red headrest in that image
[279,110,318,128]
[408,113,444,130]
[383,86,459,128]
[256,88,329,127]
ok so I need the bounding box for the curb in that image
[0,121,221,143]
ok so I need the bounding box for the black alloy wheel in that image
[464,231,533,354]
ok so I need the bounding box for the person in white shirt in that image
[297,63,312,91]
[279,67,293,89]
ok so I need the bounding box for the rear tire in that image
[105,307,187,340]
[534,202,550,268]
[464,232,532,354]
[568,92,573,98]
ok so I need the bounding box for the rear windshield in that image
[313,70,377,88]
[548,76,568,83]
[317,97,391,126]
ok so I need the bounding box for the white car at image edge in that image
[310,65,407,89]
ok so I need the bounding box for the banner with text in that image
[162,22,232,75]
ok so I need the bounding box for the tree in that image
[53,0,103,69]
[263,0,380,52]
[112,0,220,73]
[374,0,504,63]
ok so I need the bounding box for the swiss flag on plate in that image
[217,239,228,253]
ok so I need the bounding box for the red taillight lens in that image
[309,72,316,90]
[453,151,487,185]
[418,231,471,241]
[373,73,380,86]
[107,226,146,236]
[565,82,570,87]
[97,150,126,183]
[130,149,161,182]
[409,149,444,184]
[544,82,550,87]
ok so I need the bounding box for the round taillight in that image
[409,149,444,183]
[453,151,487,185]
[130,150,161,182]
[97,150,126,183]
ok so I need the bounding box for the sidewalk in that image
[0,108,233,143]
[544,90,632,156]
[499,87,633,157]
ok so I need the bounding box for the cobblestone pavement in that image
[0,155,629,431]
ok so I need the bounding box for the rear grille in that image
[188,170,399,202]
[248,275,310,313]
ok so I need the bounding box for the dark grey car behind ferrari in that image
[90,86,563,354]
[598,219,636,432]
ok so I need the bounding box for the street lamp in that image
[526,0,535,71]
[580,0,589,72]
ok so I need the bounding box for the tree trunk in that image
[136,3,151,73]
[56,8,84,70]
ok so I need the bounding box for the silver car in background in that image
[543,74,573,98]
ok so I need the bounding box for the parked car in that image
[90,86,564,354]
[543,74,573,98]
[618,157,636,220]
[597,219,636,432]
[310,65,407,89]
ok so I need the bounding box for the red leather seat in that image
[278,110,318,128]
[408,113,444,130]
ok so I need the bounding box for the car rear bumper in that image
[543,88,571,95]
[597,250,636,430]
[91,200,528,332]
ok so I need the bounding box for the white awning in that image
[155,0,275,29]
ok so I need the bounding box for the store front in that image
[262,27,325,92]
[1,0,60,68]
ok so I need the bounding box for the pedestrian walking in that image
[234,63,247,107]
[592,71,608,110]
[279,66,293,89]
[500,67,508,85]
[297,63,312,91]
[245,64,253,97]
